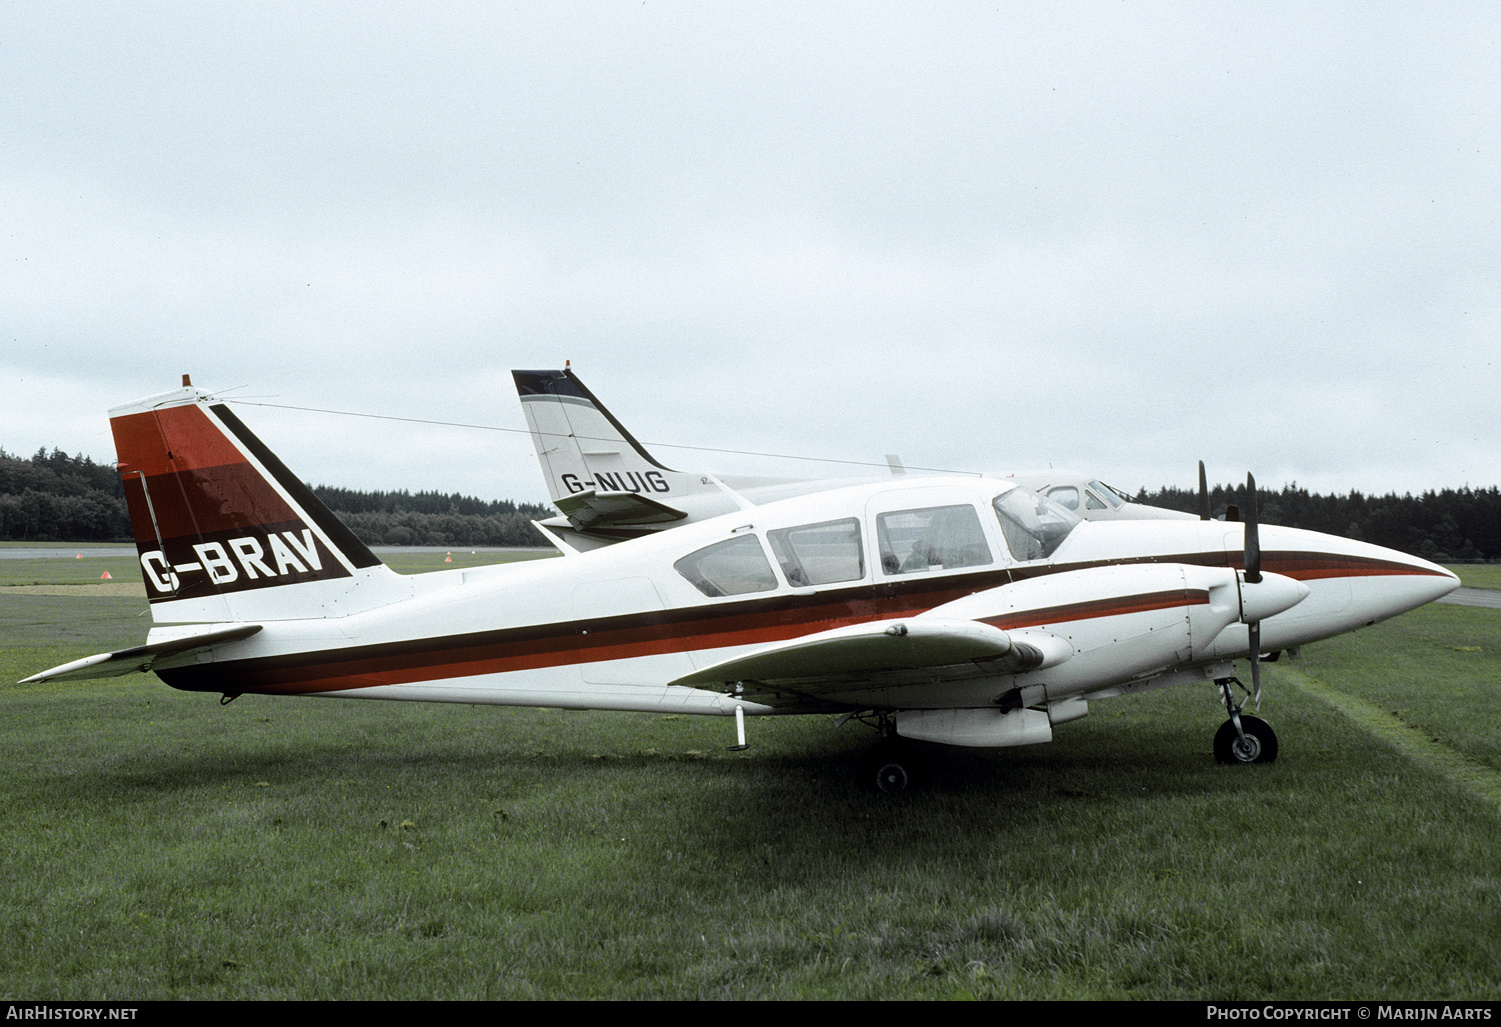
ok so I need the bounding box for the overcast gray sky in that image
[3,2,1497,504]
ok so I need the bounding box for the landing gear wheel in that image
[1214,715,1278,764]
[874,757,910,792]
[862,742,925,793]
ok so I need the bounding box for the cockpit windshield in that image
[992,488,1082,561]
[1089,480,1130,509]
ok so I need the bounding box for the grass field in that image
[2,559,1499,999]
[1448,564,1501,591]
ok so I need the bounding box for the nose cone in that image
[1396,556,1461,604]
[1254,526,1462,646]
[1346,545,1460,623]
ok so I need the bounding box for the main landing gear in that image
[858,712,927,792]
[863,741,927,792]
[1214,676,1278,764]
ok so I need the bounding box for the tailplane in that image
[111,379,408,622]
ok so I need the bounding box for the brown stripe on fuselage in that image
[1010,550,1447,583]
[983,588,1210,631]
[158,545,1444,696]
[159,574,1205,695]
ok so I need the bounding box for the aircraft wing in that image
[667,618,1070,709]
[20,624,264,684]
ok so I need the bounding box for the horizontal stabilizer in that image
[669,618,1046,697]
[554,488,688,529]
[21,624,263,684]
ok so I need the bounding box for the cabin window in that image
[1084,490,1108,511]
[992,488,1080,561]
[674,535,779,597]
[876,505,993,575]
[1047,486,1080,511]
[768,518,864,587]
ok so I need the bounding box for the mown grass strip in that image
[1280,663,1501,811]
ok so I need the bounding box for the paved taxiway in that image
[1436,587,1501,609]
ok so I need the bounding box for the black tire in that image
[1214,715,1278,764]
[862,743,925,793]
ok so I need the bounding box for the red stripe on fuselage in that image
[983,588,1209,631]
[158,546,1444,697]
[1262,551,1443,581]
[160,580,1210,696]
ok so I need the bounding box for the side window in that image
[1084,490,1108,511]
[1047,486,1081,511]
[876,505,993,575]
[674,535,778,597]
[768,518,864,587]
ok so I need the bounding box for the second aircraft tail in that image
[512,368,742,549]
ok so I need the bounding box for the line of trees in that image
[1136,482,1501,563]
[308,487,551,547]
[2,445,1497,559]
[0,447,131,541]
[0,447,550,547]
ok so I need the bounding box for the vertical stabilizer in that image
[110,385,409,623]
[512,368,739,538]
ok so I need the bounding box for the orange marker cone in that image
[100,571,112,580]
[76,553,83,559]
[444,554,452,563]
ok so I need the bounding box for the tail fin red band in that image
[111,385,387,617]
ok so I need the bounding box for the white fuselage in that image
[146,477,1457,723]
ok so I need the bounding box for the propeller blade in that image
[1198,461,1211,520]
[1244,472,1263,709]
[1244,472,1261,584]
[1248,619,1262,708]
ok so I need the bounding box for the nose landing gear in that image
[1214,676,1278,764]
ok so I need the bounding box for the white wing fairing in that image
[26,377,1461,785]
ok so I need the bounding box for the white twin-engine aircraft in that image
[27,375,1459,790]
